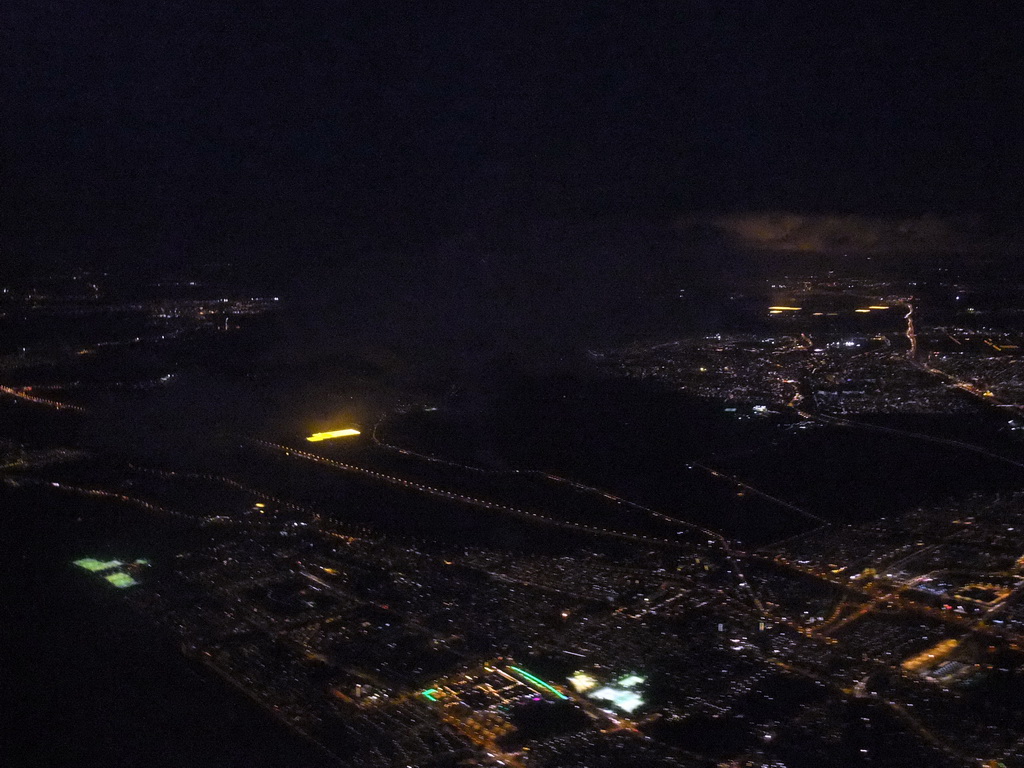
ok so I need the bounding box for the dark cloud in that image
[703,213,1024,256]
[2,3,1022,270]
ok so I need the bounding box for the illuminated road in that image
[690,463,828,526]
[897,297,1024,417]
[128,464,315,517]
[770,295,1024,472]
[0,383,86,412]
[762,551,1024,652]
[253,440,694,550]
[19,478,192,519]
[914,358,1024,415]
[882,698,979,764]
[371,413,742,546]
[368,416,768,616]
[812,411,1024,471]
[367,399,1020,634]
[903,301,919,360]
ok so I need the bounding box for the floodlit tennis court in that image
[104,572,139,589]
[73,558,123,572]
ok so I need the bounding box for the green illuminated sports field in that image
[73,558,144,589]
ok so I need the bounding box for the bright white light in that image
[617,675,645,688]
[569,672,598,692]
[590,686,644,713]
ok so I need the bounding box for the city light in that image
[17,260,1024,763]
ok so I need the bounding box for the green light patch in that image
[617,675,645,688]
[422,688,439,701]
[509,666,568,700]
[74,558,123,573]
[104,572,139,589]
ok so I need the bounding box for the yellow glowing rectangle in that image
[868,305,890,310]
[569,672,598,692]
[768,306,801,311]
[306,429,361,442]
[854,309,871,313]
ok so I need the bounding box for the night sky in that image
[3,2,1023,270]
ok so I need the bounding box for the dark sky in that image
[3,2,1022,269]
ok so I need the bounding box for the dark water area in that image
[0,486,335,768]
[0,401,84,449]
[392,375,813,544]
[727,418,1024,525]
[395,373,1024,543]
[223,447,646,558]
[0,311,152,354]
